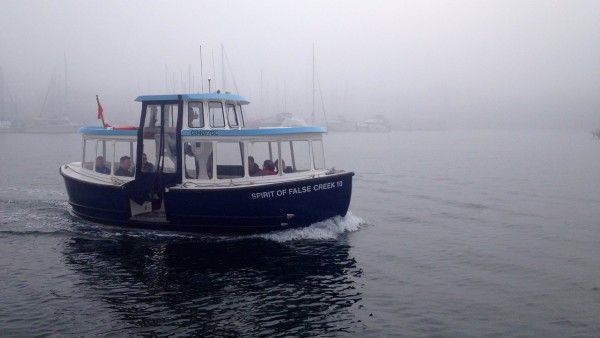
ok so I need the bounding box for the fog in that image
[1,0,599,130]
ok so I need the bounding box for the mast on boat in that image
[312,43,315,125]
[64,53,70,116]
[199,45,204,92]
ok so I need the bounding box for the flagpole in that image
[96,95,106,128]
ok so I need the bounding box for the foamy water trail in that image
[257,211,365,242]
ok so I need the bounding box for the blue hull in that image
[60,168,353,234]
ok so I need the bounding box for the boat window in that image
[164,104,179,128]
[82,138,127,175]
[216,142,244,179]
[238,104,245,127]
[208,101,225,128]
[312,139,325,169]
[95,139,113,174]
[247,141,278,176]
[113,140,137,177]
[287,140,311,172]
[142,103,179,174]
[82,138,98,171]
[145,105,161,127]
[188,102,204,128]
[163,104,179,172]
[226,103,238,128]
[184,141,213,180]
[141,140,157,173]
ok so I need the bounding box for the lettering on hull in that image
[251,180,343,200]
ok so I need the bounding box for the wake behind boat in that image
[59,93,354,233]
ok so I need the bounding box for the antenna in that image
[188,64,192,93]
[199,45,204,92]
[221,44,226,92]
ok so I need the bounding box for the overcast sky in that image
[1,0,599,129]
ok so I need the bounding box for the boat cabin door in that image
[125,98,183,221]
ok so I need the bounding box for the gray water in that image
[1,130,599,336]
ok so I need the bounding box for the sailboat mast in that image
[64,53,69,115]
[221,44,226,92]
[0,68,4,117]
[199,45,204,92]
[312,43,315,125]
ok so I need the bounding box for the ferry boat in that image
[59,93,354,233]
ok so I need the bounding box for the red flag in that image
[96,95,104,120]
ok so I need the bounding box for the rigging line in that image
[40,68,57,117]
[314,62,327,122]
[223,48,239,94]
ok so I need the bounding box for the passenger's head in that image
[96,156,105,167]
[142,153,148,163]
[263,159,275,171]
[120,156,131,169]
[248,156,255,165]
[274,159,286,169]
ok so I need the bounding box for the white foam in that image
[257,211,365,242]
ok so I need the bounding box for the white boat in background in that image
[0,68,24,133]
[247,112,307,128]
[22,56,83,134]
[22,115,82,133]
[327,116,356,132]
[0,119,23,133]
[356,115,392,132]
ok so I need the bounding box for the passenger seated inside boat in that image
[141,153,155,172]
[115,155,134,177]
[275,159,294,173]
[248,156,260,176]
[258,160,277,176]
[95,156,110,175]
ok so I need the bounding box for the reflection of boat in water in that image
[60,93,354,233]
[247,112,307,128]
[63,234,361,335]
[327,116,356,132]
[356,116,392,132]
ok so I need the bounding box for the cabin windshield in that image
[226,103,239,128]
[209,101,225,128]
[238,104,245,128]
[188,101,204,128]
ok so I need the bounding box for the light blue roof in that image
[135,93,249,104]
[80,126,138,135]
[181,126,326,136]
[80,126,326,136]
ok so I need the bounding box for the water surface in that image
[1,129,599,336]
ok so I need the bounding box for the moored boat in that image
[327,116,357,132]
[22,115,83,133]
[60,93,354,233]
[356,115,392,132]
